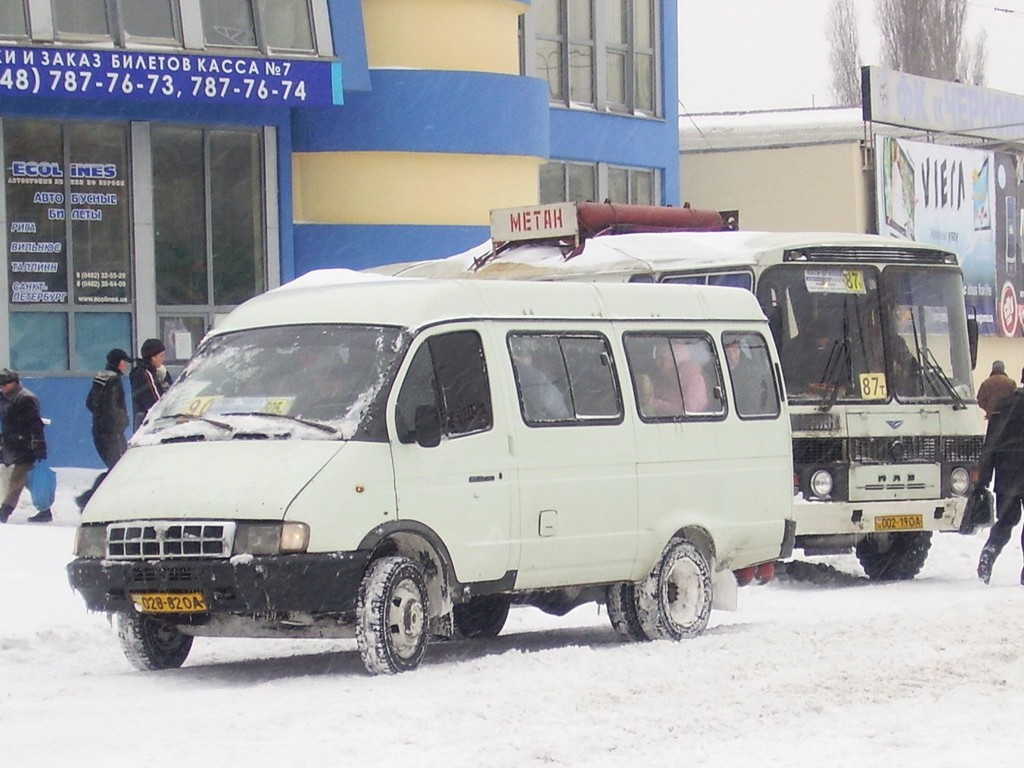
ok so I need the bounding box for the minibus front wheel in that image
[116,613,194,671]
[356,556,430,674]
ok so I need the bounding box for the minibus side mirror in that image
[414,405,442,448]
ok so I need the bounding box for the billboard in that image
[876,135,1024,337]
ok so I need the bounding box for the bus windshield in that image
[757,264,974,406]
[882,267,974,403]
[758,265,886,404]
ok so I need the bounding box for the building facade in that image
[1,0,681,466]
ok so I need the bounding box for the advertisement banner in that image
[876,136,1024,336]
[0,46,343,107]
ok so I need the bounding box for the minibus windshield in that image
[139,324,405,442]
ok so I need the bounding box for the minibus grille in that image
[848,436,939,464]
[942,435,984,463]
[106,521,236,560]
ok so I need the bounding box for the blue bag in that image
[28,460,57,511]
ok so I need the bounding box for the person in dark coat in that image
[0,368,49,523]
[977,386,1024,584]
[976,360,1017,420]
[76,349,131,511]
[130,338,173,430]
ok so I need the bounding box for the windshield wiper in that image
[919,347,968,410]
[154,413,233,432]
[817,338,851,412]
[221,411,339,434]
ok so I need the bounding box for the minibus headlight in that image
[233,522,310,555]
[809,470,833,499]
[73,525,107,558]
[950,467,971,496]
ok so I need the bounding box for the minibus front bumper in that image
[67,550,373,617]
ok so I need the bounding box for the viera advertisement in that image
[876,135,1024,337]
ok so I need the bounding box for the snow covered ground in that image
[3,468,1023,767]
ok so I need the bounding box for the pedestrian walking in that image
[977,386,1024,584]
[0,368,50,523]
[130,338,173,430]
[77,348,131,510]
[976,360,1017,419]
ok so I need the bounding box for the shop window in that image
[0,1,28,38]
[540,161,660,205]
[152,125,267,364]
[532,0,660,116]
[3,118,133,373]
[10,313,68,372]
[76,312,132,371]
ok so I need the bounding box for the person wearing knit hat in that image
[0,369,49,523]
[77,349,132,511]
[977,360,1017,420]
[130,338,174,431]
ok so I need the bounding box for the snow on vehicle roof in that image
[376,230,956,281]
[211,276,769,337]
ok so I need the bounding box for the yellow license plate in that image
[874,514,924,531]
[131,592,208,614]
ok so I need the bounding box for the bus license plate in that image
[131,592,208,614]
[874,514,923,532]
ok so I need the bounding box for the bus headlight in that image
[809,470,834,499]
[950,467,971,496]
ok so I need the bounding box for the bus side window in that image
[395,331,493,443]
[722,332,781,419]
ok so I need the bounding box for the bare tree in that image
[959,27,987,86]
[876,0,986,83]
[827,0,861,105]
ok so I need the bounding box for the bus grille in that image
[849,436,939,464]
[793,437,845,465]
[106,521,235,560]
[942,435,984,463]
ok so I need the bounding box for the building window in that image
[3,118,133,372]
[200,0,315,53]
[152,125,267,363]
[32,1,324,54]
[0,1,29,38]
[540,161,660,205]
[532,0,659,116]
[52,0,181,46]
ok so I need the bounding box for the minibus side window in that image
[508,333,622,426]
[624,333,726,421]
[722,332,781,419]
[395,331,492,443]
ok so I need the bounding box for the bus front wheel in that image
[855,531,932,581]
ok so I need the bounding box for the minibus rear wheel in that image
[356,556,430,674]
[635,539,712,641]
[116,613,193,671]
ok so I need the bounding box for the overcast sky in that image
[678,0,1024,114]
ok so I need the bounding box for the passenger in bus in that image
[512,342,572,421]
[725,338,772,415]
[671,339,712,414]
[639,346,685,417]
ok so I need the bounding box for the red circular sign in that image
[999,281,1019,337]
